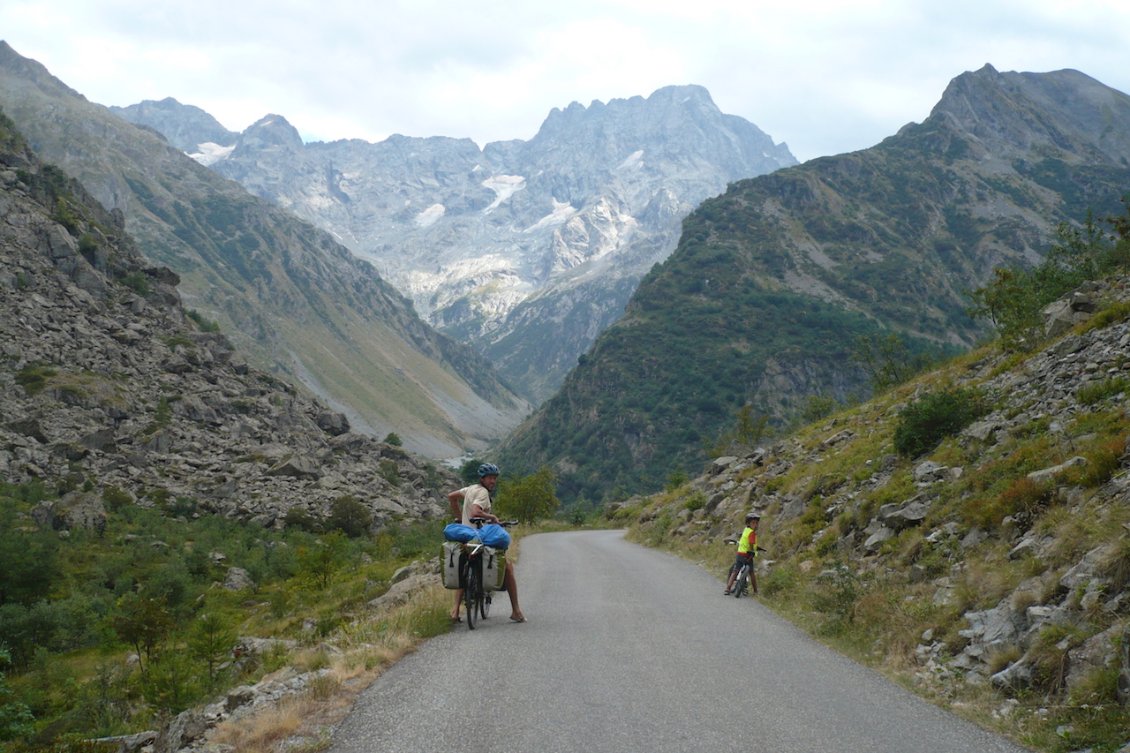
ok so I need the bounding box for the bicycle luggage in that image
[477,523,511,550]
[482,546,506,591]
[443,522,478,543]
[440,541,463,589]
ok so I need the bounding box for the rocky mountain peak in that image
[498,65,1130,502]
[111,96,236,152]
[133,83,796,402]
[1,41,87,105]
[0,44,529,459]
[931,64,1130,162]
[234,114,304,153]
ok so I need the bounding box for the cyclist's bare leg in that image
[750,569,758,595]
[504,561,525,622]
[724,563,738,594]
[451,589,463,621]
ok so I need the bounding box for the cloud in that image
[2,0,1129,161]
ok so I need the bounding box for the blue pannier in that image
[443,523,478,543]
[476,523,511,550]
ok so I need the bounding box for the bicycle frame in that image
[456,518,514,630]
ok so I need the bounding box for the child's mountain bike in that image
[724,536,767,599]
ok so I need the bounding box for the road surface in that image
[327,529,1031,753]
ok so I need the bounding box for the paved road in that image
[327,530,1031,753]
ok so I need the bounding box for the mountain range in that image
[497,65,1130,503]
[0,41,526,459]
[111,86,797,403]
[4,39,1130,510]
[0,107,455,529]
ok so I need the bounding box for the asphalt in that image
[325,529,1033,753]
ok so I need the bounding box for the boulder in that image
[878,496,931,531]
[316,411,350,436]
[266,455,321,480]
[223,567,255,591]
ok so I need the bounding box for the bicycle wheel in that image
[461,556,476,630]
[733,565,748,598]
[481,591,491,620]
[465,559,482,630]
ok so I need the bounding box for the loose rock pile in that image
[1,118,455,533]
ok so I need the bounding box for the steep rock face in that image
[111,97,236,154]
[0,110,455,527]
[130,85,797,401]
[0,42,528,458]
[498,66,1130,502]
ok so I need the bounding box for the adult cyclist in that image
[724,512,760,595]
[447,463,526,623]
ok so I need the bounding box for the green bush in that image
[0,647,34,742]
[283,507,322,533]
[327,496,372,538]
[378,459,400,487]
[14,365,56,396]
[893,388,984,458]
[496,467,560,523]
[1076,377,1130,406]
[120,272,149,296]
[186,310,220,333]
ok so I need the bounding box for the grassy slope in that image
[620,283,1130,752]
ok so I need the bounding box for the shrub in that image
[101,485,133,511]
[378,459,400,487]
[496,467,560,523]
[665,469,689,491]
[1077,377,1130,406]
[1064,435,1127,488]
[1099,536,1130,595]
[120,271,149,296]
[327,496,372,538]
[812,563,860,634]
[893,388,984,458]
[283,507,322,533]
[14,365,56,396]
[966,476,1053,529]
[1027,625,1081,694]
[186,310,220,333]
[0,647,34,741]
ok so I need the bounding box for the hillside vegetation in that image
[620,204,1130,752]
[0,107,465,751]
[0,41,527,458]
[499,66,1130,505]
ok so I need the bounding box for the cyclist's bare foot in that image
[509,612,526,623]
[450,610,461,623]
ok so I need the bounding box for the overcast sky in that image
[3,1,1129,163]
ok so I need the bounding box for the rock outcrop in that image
[1,110,456,530]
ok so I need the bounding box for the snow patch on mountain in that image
[525,199,578,232]
[482,174,526,212]
[187,142,235,166]
[618,149,644,170]
[415,204,446,228]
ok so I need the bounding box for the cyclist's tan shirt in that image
[458,483,492,526]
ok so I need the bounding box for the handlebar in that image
[468,517,516,528]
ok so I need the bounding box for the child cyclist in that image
[724,512,760,595]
